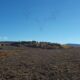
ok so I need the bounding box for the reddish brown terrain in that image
[0,46,80,80]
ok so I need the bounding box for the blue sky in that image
[0,0,80,43]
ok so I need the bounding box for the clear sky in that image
[0,0,80,43]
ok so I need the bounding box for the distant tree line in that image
[10,41,63,49]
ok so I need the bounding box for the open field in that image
[0,46,80,80]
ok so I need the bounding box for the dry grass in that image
[0,51,13,58]
[0,47,80,80]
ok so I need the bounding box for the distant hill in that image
[66,43,80,47]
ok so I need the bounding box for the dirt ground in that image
[0,46,80,80]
